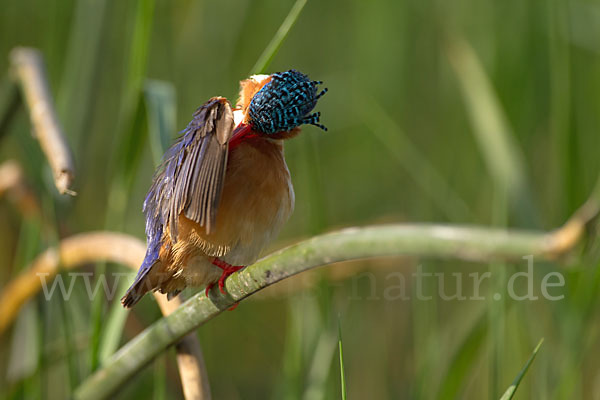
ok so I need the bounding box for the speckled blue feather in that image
[248,70,327,134]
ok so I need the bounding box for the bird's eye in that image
[248,69,328,134]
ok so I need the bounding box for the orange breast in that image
[217,137,294,246]
[168,136,295,272]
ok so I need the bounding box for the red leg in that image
[211,258,245,294]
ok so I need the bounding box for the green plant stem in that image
[75,222,577,400]
[445,33,537,226]
[92,0,156,369]
[0,78,21,140]
[338,319,347,400]
[250,0,307,75]
[499,338,544,400]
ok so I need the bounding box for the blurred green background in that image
[1,0,600,399]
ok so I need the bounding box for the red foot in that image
[205,283,214,297]
[211,258,245,294]
[205,284,239,311]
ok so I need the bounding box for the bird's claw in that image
[205,283,214,297]
[211,258,245,295]
[206,259,244,311]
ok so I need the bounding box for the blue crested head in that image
[248,70,328,134]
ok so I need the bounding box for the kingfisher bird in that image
[121,70,327,307]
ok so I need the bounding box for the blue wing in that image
[122,97,234,307]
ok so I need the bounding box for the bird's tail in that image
[121,238,162,308]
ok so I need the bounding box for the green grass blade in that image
[437,309,488,399]
[5,218,43,398]
[250,0,308,75]
[56,0,107,150]
[547,0,571,218]
[97,94,147,364]
[445,35,524,192]
[360,97,473,222]
[445,33,537,226]
[123,0,156,105]
[143,80,176,165]
[91,93,148,370]
[338,318,347,400]
[6,302,39,384]
[98,80,175,364]
[277,296,309,400]
[302,329,337,400]
[57,286,80,391]
[88,288,105,372]
[153,355,166,400]
[91,0,156,372]
[108,0,156,201]
[97,278,133,364]
[0,77,21,140]
[499,338,544,400]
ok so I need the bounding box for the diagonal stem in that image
[73,200,598,399]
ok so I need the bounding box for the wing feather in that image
[144,97,234,244]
